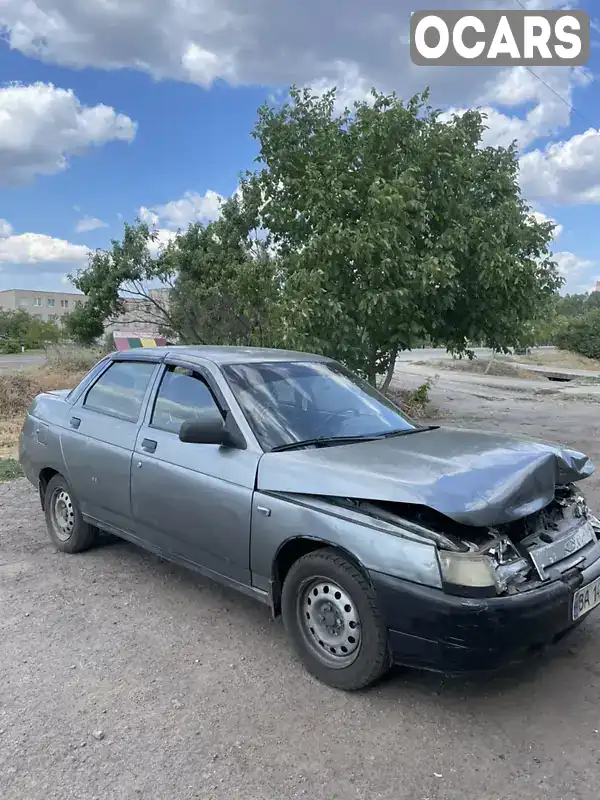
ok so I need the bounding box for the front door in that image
[130,363,259,586]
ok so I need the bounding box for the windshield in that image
[222,360,416,451]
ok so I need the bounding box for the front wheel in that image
[44,474,98,553]
[281,548,390,690]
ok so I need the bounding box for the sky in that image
[0,0,599,296]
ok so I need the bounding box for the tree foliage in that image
[554,292,600,318]
[67,84,561,384]
[554,308,600,360]
[249,87,561,382]
[0,309,61,351]
[67,189,281,347]
[162,188,282,346]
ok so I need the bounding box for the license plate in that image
[573,576,600,620]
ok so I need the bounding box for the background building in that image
[0,287,173,339]
[103,288,172,338]
[0,288,85,324]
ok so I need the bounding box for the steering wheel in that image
[312,408,361,438]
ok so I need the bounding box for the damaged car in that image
[19,346,600,691]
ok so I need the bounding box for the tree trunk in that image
[380,347,399,394]
[366,346,378,387]
[484,349,496,375]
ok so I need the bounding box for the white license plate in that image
[573,576,600,620]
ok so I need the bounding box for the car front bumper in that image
[369,555,600,674]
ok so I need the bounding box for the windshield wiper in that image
[270,426,439,453]
[270,434,383,453]
[375,425,439,439]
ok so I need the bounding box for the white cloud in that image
[147,228,177,257]
[519,129,600,204]
[0,82,137,186]
[444,66,588,150]
[0,231,89,266]
[554,251,597,293]
[0,223,90,291]
[140,190,224,231]
[0,220,88,292]
[310,63,375,113]
[0,0,570,111]
[75,216,107,233]
[0,219,14,237]
[530,211,563,240]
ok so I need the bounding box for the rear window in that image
[83,361,157,422]
[66,358,110,402]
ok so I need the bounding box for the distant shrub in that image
[554,310,600,360]
[0,339,20,354]
[387,378,435,418]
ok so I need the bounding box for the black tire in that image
[281,548,390,691]
[43,474,98,554]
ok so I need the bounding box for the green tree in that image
[554,308,600,360]
[250,87,562,384]
[555,293,590,317]
[0,309,61,350]
[67,190,282,346]
[585,291,600,310]
[162,189,282,346]
[63,301,106,346]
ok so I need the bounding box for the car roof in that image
[112,345,331,366]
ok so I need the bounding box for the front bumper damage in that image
[368,484,600,673]
[371,552,600,673]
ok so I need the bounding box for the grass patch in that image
[0,347,101,457]
[0,458,23,482]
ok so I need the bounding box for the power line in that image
[512,0,596,87]
[496,0,594,127]
[524,66,595,127]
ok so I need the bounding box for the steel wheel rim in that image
[51,488,75,542]
[297,577,362,669]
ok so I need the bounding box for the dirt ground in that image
[2,368,600,799]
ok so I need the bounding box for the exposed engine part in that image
[331,484,599,596]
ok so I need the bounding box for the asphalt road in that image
[0,353,46,374]
[2,423,600,799]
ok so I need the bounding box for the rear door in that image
[130,360,260,586]
[60,358,160,532]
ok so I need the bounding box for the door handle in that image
[70,417,81,429]
[141,438,157,453]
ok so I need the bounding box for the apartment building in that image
[103,288,172,338]
[0,286,173,339]
[0,288,86,324]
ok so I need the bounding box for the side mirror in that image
[179,411,240,448]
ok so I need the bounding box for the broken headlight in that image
[437,550,501,598]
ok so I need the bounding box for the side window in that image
[151,366,222,434]
[84,361,156,422]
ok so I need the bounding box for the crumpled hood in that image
[257,427,595,527]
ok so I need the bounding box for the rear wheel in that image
[44,474,97,553]
[281,548,390,691]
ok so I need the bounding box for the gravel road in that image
[2,384,600,800]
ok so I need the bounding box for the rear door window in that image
[84,361,157,422]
